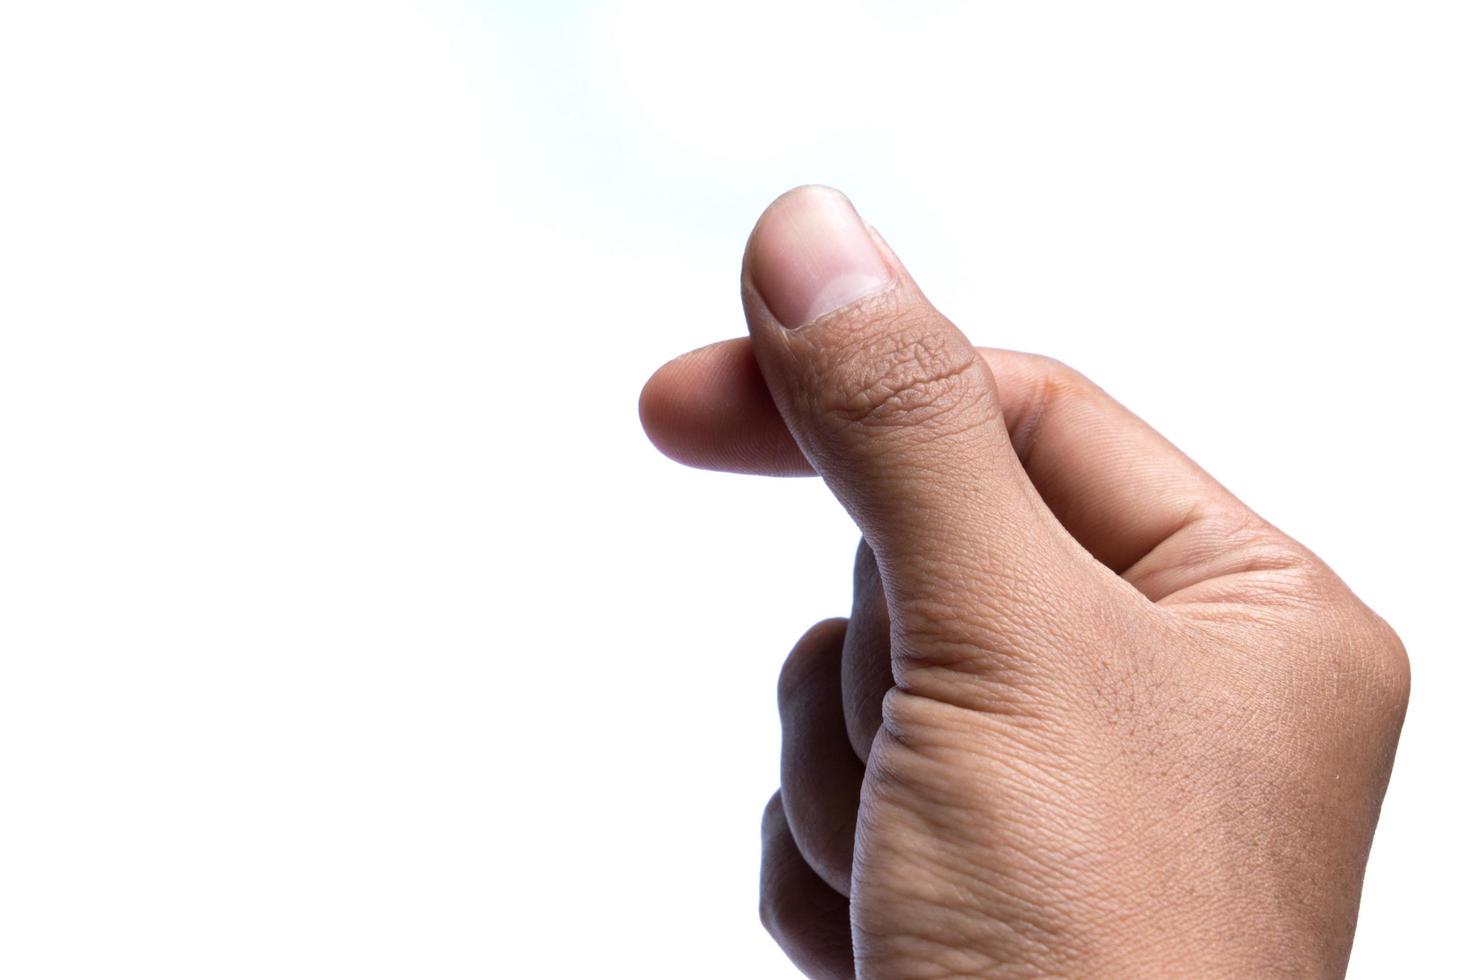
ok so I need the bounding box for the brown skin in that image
[640,187,1408,978]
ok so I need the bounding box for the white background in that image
[1,2,1465,976]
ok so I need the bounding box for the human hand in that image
[639,186,1408,978]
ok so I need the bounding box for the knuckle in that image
[1034,354,1092,392]
[1002,352,1099,464]
[757,896,779,940]
[1192,515,1347,609]
[812,306,990,431]
[757,878,782,938]
[776,618,846,710]
[1288,552,1356,605]
[757,880,800,945]
[1290,597,1412,721]
[1361,612,1411,716]
[1037,358,1105,415]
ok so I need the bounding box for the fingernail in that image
[747,186,893,329]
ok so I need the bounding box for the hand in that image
[639,186,1408,978]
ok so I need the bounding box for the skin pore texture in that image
[638,186,1408,979]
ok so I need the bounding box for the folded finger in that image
[778,618,865,896]
[643,337,1264,598]
[759,792,855,980]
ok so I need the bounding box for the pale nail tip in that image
[799,272,894,327]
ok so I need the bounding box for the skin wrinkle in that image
[811,326,981,430]
[852,818,1084,975]
[864,719,1117,934]
[1003,358,1059,471]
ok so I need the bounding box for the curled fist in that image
[640,187,1407,978]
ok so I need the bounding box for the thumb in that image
[742,187,1109,674]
